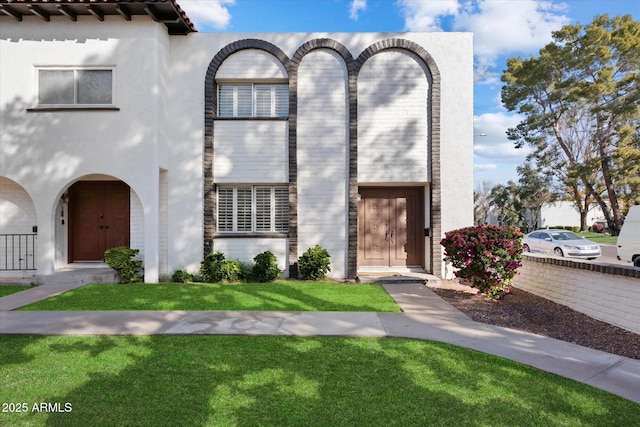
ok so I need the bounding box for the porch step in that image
[356,272,440,286]
[35,268,118,286]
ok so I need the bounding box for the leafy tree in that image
[474,181,494,225]
[489,182,523,227]
[561,177,601,231]
[614,128,640,207]
[516,162,554,231]
[502,14,640,235]
[488,164,554,232]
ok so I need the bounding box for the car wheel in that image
[634,257,640,268]
[523,244,530,252]
[554,247,564,257]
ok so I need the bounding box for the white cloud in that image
[456,1,569,58]
[350,0,367,20]
[473,112,531,162]
[179,0,235,30]
[474,164,497,171]
[398,0,570,83]
[398,0,459,31]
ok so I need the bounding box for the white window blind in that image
[218,86,235,117]
[217,84,288,118]
[255,187,272,231]
[254,85,273,117]
[275,85,288,116]
[217,186,288,233]
[236,188,252,231]
[217,188,234,232]
[236,85,253,117]
[274,187,289,232]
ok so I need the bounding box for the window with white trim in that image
[37,67,114,107]
[217,186,289,233]
[218,84,288,117]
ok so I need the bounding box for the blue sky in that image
[178,0,639,187]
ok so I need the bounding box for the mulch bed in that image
[430,285,640,361]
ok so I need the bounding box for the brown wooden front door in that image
[69,181,130,261]
[358,187,424,267]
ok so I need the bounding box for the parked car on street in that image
[590,219,611,235]
[523,229,601,259]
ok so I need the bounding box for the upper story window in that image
[37,67,115,107]
[218,84,288,118]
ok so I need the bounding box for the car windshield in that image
[550,231,581,241]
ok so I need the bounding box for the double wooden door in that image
[69,181,130,261]
[358,187,424,267]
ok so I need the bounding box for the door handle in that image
[390,230,394,243]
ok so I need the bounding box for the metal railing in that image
[0,234,37,271]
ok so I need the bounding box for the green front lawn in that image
[0,285,33,298]
[579,231,618,244]
[18,281,401,312]
[1,335,637,427]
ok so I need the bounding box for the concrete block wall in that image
[215,49,288,80]
[297,48,349,278]
[213,237,288,275]
[514,254,640,334]
[358,49,430,184]
[213,121,288,183]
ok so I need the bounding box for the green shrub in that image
[104,246,143,284]
[440,225,523,300]
[171,269,194,283]
[252,251,280,282]
[572,226,580,233]
[298,245,331,280]
[200,252,243,283]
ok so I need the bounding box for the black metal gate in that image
[0,234,37,271]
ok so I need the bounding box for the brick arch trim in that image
[289,39,359,278]
[290,38,355,68]
[354,39,442,277]
[202,39,291,259]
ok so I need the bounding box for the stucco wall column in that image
[35,202,55,276]
[142,186,160,283]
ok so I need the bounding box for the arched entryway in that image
[67,180,131,262]
[0,177,38,272]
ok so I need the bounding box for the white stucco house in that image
[0,0,473,282]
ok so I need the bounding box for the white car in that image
[523,229,601,260]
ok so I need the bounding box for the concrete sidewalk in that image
[0,281,639,404]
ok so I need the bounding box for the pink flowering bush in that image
[440,225,524,300]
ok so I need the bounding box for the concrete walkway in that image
[0,281,639,404]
